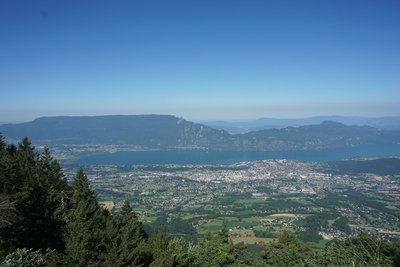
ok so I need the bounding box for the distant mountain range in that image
[1,115,400,151]
[203,116,400,134]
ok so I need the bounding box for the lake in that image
[69,144,400,165]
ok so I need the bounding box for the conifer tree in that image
[32,146,69,250]
[167,237,193,267]
[64,167,108,266]
[0,138,69,252]
[1,138,38,250]
[191,222,236,267]
[105,200,147,266]
[0,134,8,193]
[71,167,96,204]
[218,220,229,244]
[144,230,173,266]
[15,137,36,183]
[0,134,5,150]
[1,144,17,195]
[0,195,16,232]
[191,236,235,267]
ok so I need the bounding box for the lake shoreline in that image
[65,144,400,166]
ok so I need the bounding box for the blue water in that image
[69,144,400,165]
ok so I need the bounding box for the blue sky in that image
[1,0,399,122]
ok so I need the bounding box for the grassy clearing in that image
[269,213,297,218]
[197,219,225,235]
[144,216,159,222]
[230,228,274,245]
[234,198,267,205]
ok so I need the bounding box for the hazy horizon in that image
[1,113,400,126]
[3,110,400,123]
[1,1,399,122]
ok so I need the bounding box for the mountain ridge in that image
[203,116,400,133]
[1,115,399,151]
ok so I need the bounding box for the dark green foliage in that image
[63,168,109,266]
[63,200,109,266]
[149,213,197,242]
[191,236,235,267]
[142,230,177,266]
[0,136,176,266]
[105,200,147,266]
[0,195,17,231]
[218,220,229,244]
[136,229,193,266]
[1,248,46,267]
[310,232,394,267]
[166,237,193,267]
[31,147,68,251]
[263,231,312,267]
[190,222,243,267]
[0,138,69,252]
[70,167,95,204]
[0,248,65,267]
[346,189,399,217]
[386,238,400,267]
[343,232,393,267]
[333,216,351,234]
[64,172,148,266]
[296,230,321,243]
[0,134,5,151]
[253,230,275,238]
[296,211,338,242]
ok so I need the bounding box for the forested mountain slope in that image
[1,115,399,151]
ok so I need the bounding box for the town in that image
[64,159,400,245]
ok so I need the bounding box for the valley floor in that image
[64,159,400,244]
